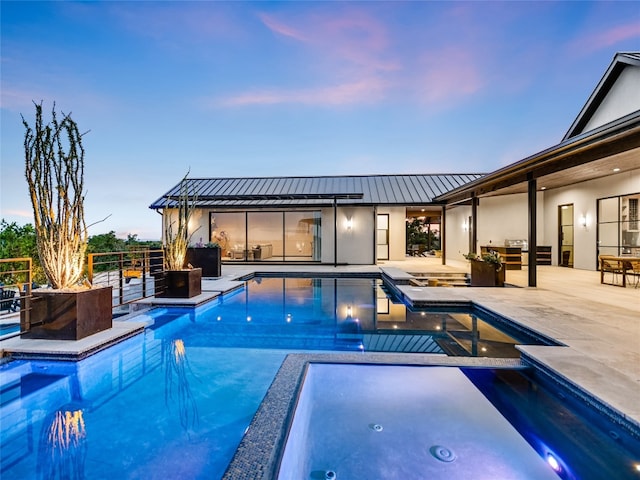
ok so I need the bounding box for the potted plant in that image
[155,173,202,298]
[186,240,222,278]
[464,251,505,287]
[21,102,112,340]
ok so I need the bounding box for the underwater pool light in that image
[546,453,561,473]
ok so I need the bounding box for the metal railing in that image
[87,249,164,309]
[0,257,32,335]
[0,250,165,336]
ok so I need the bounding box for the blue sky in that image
[1,1,639,240]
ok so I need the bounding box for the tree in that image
[87,231,126,254]
[406,217,440,252]
[0,220,46,284]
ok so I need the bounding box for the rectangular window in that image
[248,211,283,261]
[285,211,321,261]
[211,211,246,261]
[597,193,640,257]
[210,210,321,262]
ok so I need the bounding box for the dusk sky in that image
[1,1,639,240]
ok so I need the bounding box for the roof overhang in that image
[435,110,640,205]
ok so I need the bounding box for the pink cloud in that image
[569,21,640,54]
[259,13,308,42]
[0,87,41,111]
[589,22,640,48]
[216,78,387,107]
[259,8,399,73]
[416,48,485,105]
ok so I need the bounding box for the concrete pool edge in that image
[519,346,640,436]
[221,353,524,480]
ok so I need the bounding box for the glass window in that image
[210,210,322,262]
[248,212,283,261]
[597,194,640,257]
[284,211,321,260]
[211,212,246,261]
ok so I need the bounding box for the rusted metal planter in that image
[186,247,221,277]
[21,286,113,340]
[154,268,202,298]
[470,261,505,287]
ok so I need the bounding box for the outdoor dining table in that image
[599,255,640,288]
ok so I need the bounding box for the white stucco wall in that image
[541,168,640,270]
[377,206,407,261]
[580,66,640,134]
[444,205,472,263]
[477,193,545,250]
[160,208,208,245]
[321,206,375,264]
[188,209,209,245]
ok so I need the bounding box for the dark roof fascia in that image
[563,52,640,141]
[153,193,364,211]
[435,110,640,205]
[185,201,449,210]
[162,193,364,201]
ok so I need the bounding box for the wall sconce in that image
[580,215,587,229]
[346,217,353,231]
[462,220,468,232]
[346,305,353,318]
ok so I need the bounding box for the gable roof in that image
[563,52,640,140]
[149,173,485,210]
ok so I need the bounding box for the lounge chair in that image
[0,290,18,313]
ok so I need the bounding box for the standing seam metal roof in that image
[149,173,485,209]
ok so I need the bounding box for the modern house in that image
[150,52,640,281]
[149,174,484,265]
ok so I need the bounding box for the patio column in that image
[471,195,478,254]
[333,197,338,267]
[528,175,537,287]
[441,206,446,265]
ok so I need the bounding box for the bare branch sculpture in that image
[23,102,88,289]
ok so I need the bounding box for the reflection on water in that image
[38,408,87,480]
[202,277,534,357]
[164,339,200,432]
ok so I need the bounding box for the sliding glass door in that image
[210,210,321,262]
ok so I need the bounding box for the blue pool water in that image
[0,276,635,479]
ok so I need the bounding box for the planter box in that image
[21,286,113,340]
[155,268,202,298]
[470,261,505,287]
[186,247,221,277]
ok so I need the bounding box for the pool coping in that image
[222,353,524,480]
[0,320,146,361]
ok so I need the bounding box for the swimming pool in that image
[0,276,627,479]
